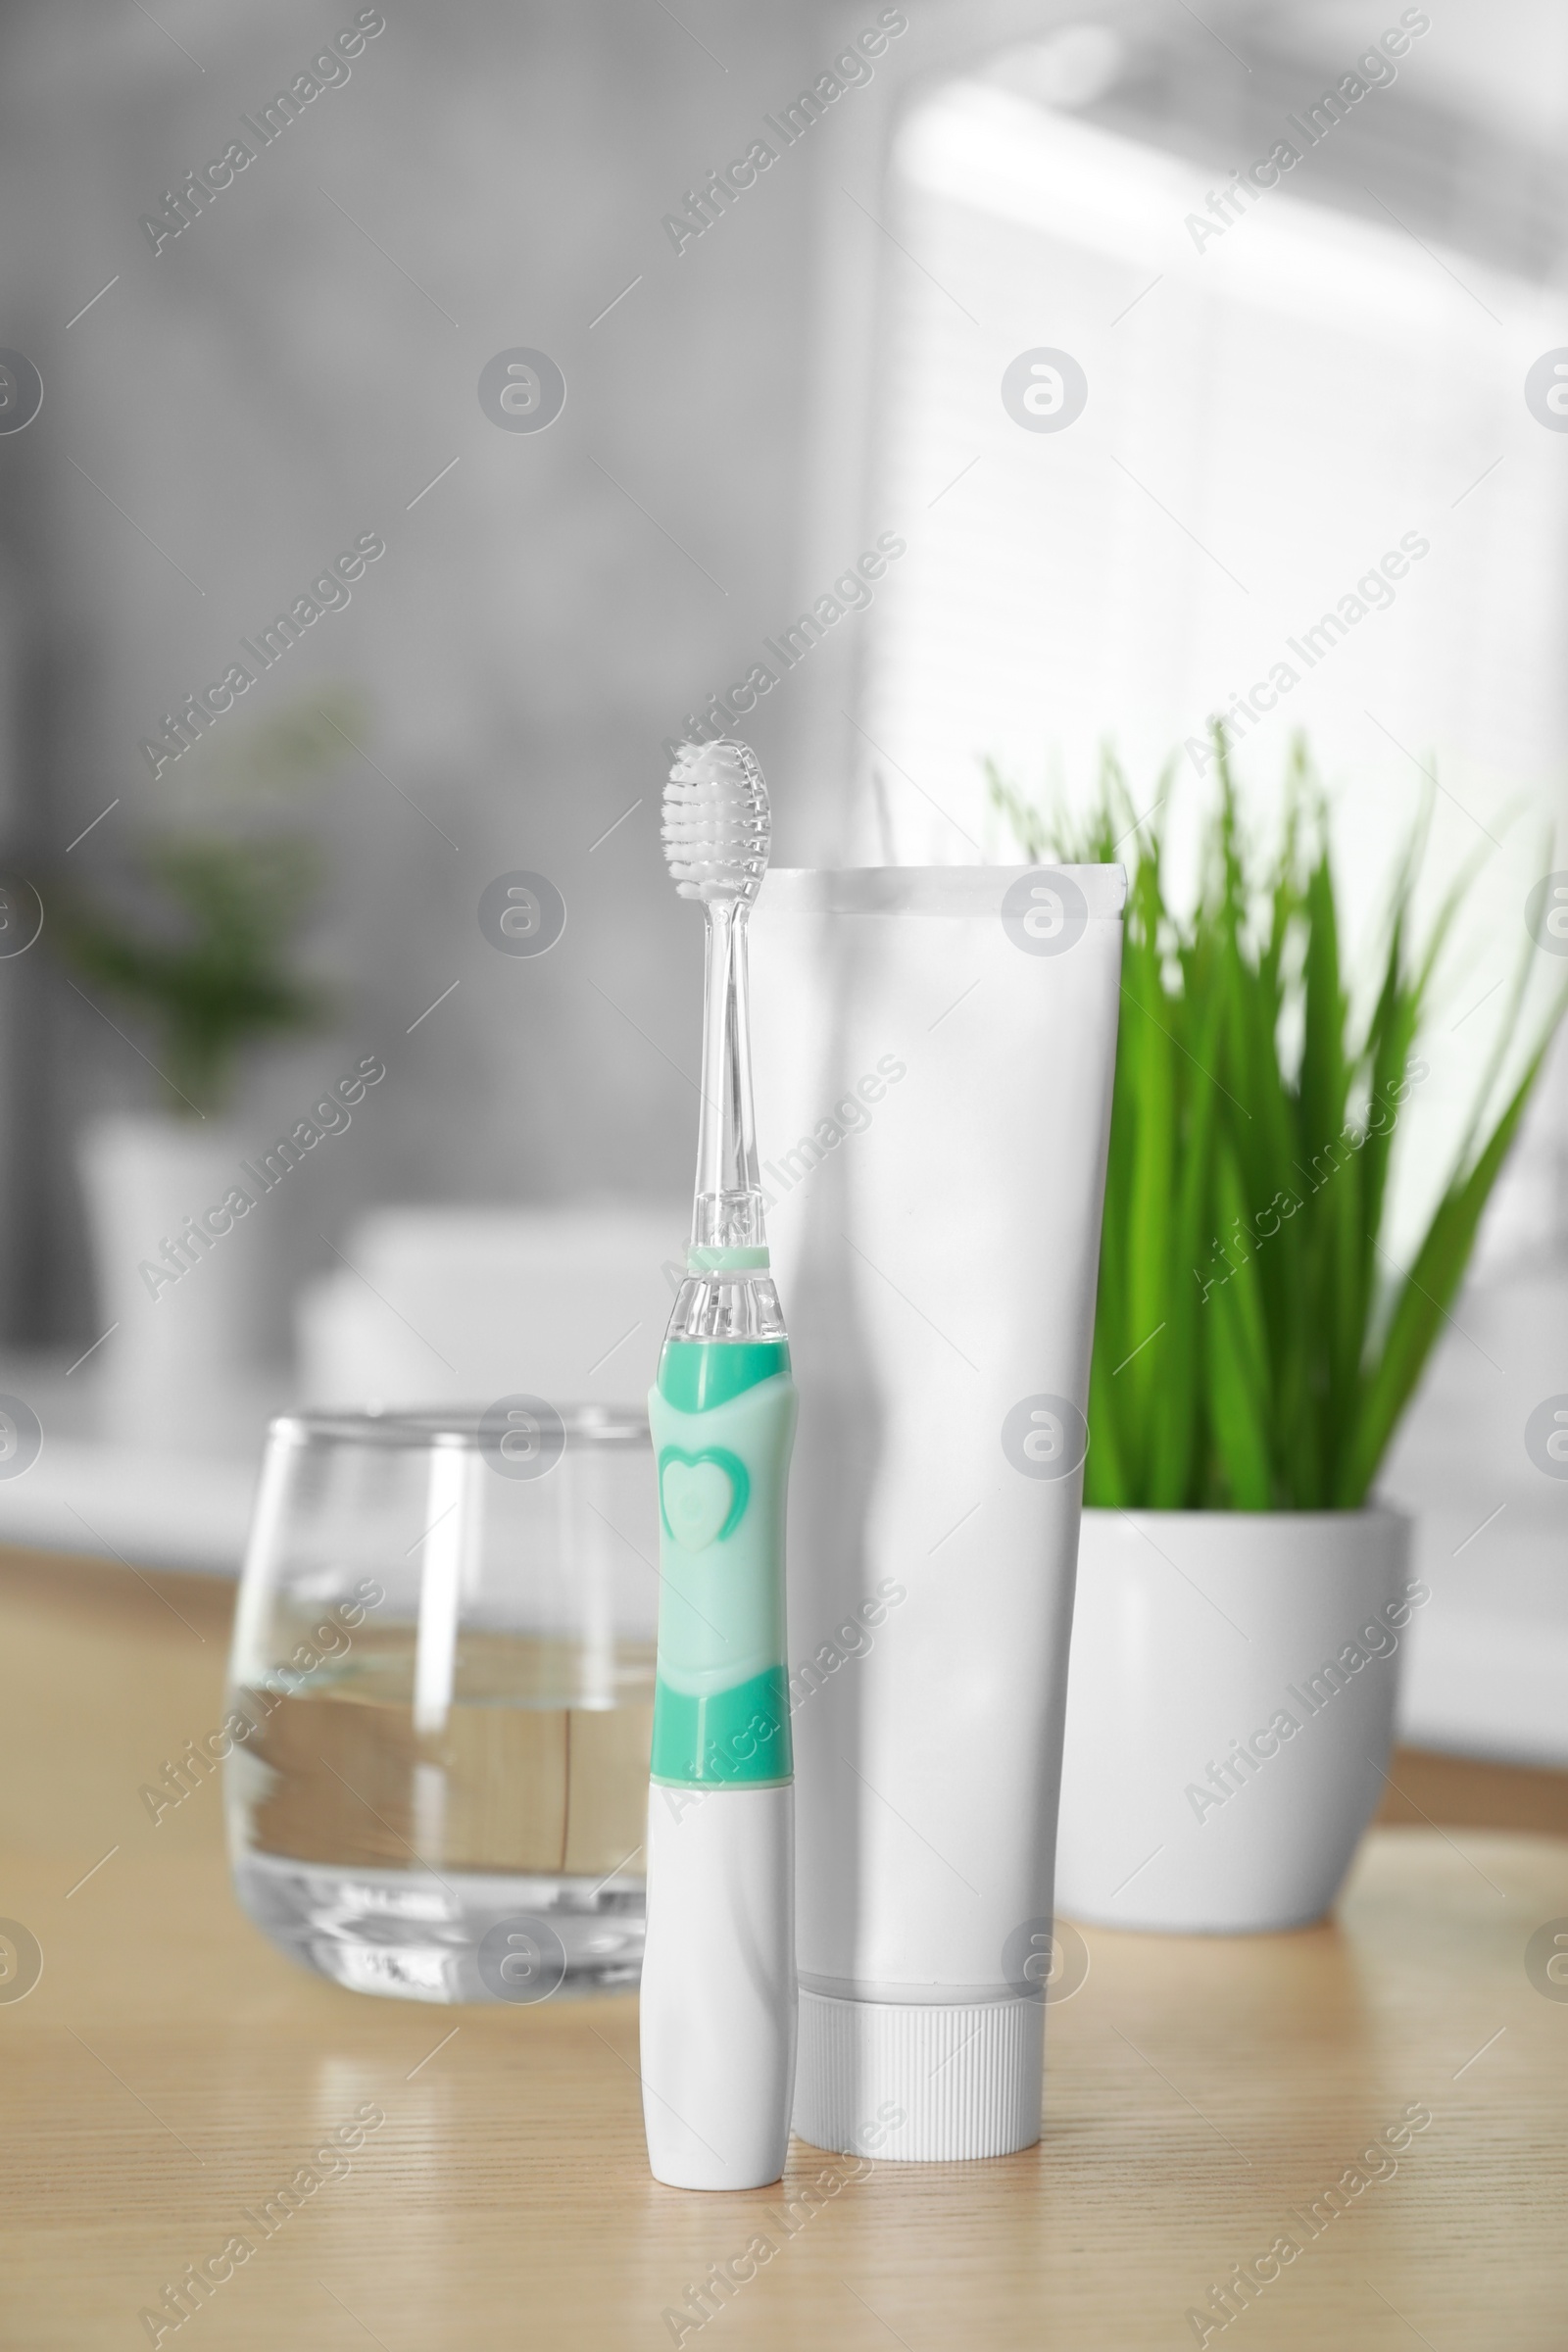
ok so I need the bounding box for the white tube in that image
[748,863,1124,2162]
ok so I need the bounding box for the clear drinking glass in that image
[225,1402,656,2003]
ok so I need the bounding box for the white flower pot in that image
[76,1113,266,1447]
[1054,1506,1417,1935]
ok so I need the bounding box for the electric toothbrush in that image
[639,738,798,2191]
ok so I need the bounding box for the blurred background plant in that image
[55,835,325,1117]
[49,691,360,1118]
[991,732,1568,1511]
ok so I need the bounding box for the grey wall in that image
[0,0,889,1343]
[1,0,1563,1348]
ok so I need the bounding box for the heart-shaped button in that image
[659,1446,750,1552]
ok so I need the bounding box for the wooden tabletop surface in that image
[2,1546,1564,2351]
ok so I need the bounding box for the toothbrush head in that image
[662,739,771,906]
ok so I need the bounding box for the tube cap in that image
[793,1988,1044,2162]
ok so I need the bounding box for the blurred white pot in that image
[76,1113,265,1448]
[1055,1506,1416,1935]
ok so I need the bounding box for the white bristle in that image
[662,739,771,905]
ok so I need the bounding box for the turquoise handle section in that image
[648,1354,797,1788]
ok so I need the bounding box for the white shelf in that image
[0,1353,279,1576]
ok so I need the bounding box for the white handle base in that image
[639,1780,797,2190]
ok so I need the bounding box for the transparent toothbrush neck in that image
[692,897,766,1253]
[668,895,785,1345]
[665,1270,786,1343]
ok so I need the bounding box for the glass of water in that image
[225,1401,656,2003]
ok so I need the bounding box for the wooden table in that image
[2,1548,1565,2350]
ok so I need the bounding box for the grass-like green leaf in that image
[992,730,1567,1511]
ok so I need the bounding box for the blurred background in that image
[0,0,1562,1764]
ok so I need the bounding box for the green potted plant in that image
[61,833,323,1115]
[56,700,344,1446]
[991,733,1566,1932]
[61,831,325,1446]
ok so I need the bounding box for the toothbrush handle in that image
[641,1354,798,2189]
[640,1781,795,2189]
